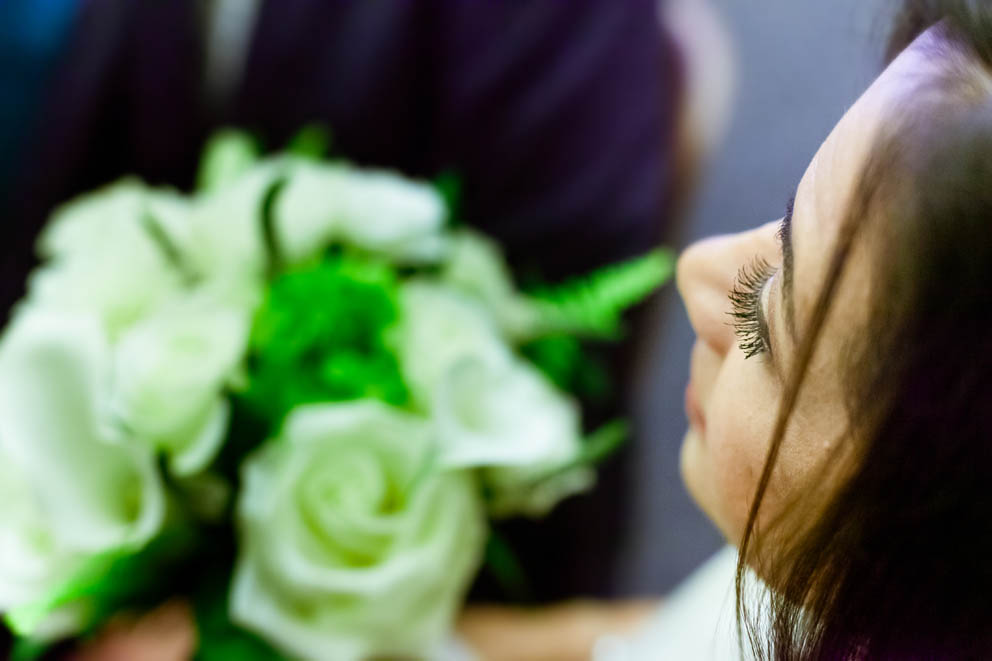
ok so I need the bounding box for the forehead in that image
[791,26,956,337]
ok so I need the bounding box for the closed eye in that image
[728,256,774,359]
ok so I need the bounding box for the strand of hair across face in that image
[733,153,883,659]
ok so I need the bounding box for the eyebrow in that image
[777,195,797,340]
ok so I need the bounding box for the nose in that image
[676,221,781,356]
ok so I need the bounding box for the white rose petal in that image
[0,448,77,610]
[276,163,448,264]
[272,162,350,262]
[231,401,485,661]
[338,169,447,261]
[397,281,512,405]
[28,180,190,337]
[397,281,590,515]
[434,357,590,516]
[37,179,184,264]
[111,291,250,476]
[184,158,296,284]
[0,310,165,624]
[440,230,539,338]
[434,357,581,470]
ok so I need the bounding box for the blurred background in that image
[0,0,893,599]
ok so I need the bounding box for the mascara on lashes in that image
[729,257,774,359]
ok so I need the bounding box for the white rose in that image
[434,357,581,469]
[28,179,257,479]
[110,288,251,476]
[269,161,348,263]
[440,230,540,339]
[397,281,512,405]
[397,281,590,516]
[28,180,190,338]
[434,357,591,517]
[276,162,448,263]
[183,159,295,285]
[230,401,485,661]
[0,310,165,636]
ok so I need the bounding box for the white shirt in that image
[594,546,764,661]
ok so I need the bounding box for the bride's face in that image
[677,30,945,544]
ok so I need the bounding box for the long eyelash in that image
[729,257,774,359]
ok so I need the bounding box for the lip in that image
[685,380,706,434]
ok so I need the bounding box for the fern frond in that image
[524,247,675,339]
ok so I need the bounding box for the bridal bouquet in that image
[0,129,671,660]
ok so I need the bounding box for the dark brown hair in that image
[737,4,992,658]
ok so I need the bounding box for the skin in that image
[73,600,654,661]
[678,27,943,545]
[78,24,959,661]
[70,601,195,661]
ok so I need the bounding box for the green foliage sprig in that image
[526,248,675,339]
[241,253,408,427]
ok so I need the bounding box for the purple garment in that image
[234,0,677,275]
[6,0,679,305]
[4,0,682,600]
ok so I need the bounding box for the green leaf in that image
[193,573,281,661]
[573,419,630,469]
[212,397,272,483]
[285,123,333,160]
[260,176,289,277]
[526,248,676,338]
[482,530,533,603]
[525,420,630,487]
[5,525,198,641]
[141,210,200,286]
[433,171,463,227]
[521,335,611,402]
[8,636,47,661]
[197,129,261,192]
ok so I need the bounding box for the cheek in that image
[682,355,780,543]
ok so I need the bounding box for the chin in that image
[679,427,706,512]
[680,427,738,545]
